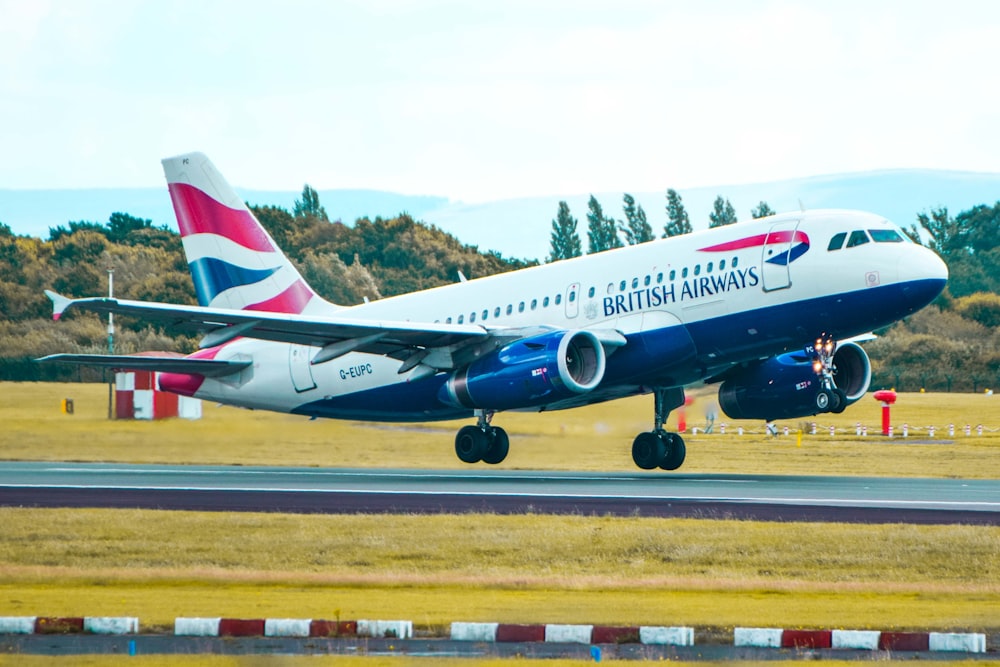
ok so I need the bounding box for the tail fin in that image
[162,152,337,314]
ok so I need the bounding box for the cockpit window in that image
[869,229,904,243]
[846,230,870,248]
[828,232,846,251]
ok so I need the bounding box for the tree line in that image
[549,190,775,261]
[0,185,997,390]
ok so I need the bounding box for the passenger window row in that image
[439,255,742,324]
[444,293,563,324]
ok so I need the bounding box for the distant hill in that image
[3,169,1000,261]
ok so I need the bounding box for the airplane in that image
[39,152,948,470]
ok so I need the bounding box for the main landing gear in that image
[631,387,687,471]
[455,410,509,465]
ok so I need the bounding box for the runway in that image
[0,462,997,524]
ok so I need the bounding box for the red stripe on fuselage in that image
[699,230,808,252]
[168,182,275,252]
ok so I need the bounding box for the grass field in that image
[0,382,997,657]
[1,382,998,476]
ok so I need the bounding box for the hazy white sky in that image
[2,0,999,201]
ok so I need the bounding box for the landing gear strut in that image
[631,387,687,471]
[455,410,509,465]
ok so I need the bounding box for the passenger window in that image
[719,260,726,271]
[482,309,488,321]
[828,232,847,251]
[543,296,550,307]
[606,283,614,295]
[518,301,525,313]
[732,256,739,268]
[588,286,595,298]
[631,277,639,289]
[656,272,663,283]
[694,265,701,276]
[644,275,651,286]
[870,229,904,243]
[619,280,627,292]
[469,312,476,323]
[682,267,688,278]
[555,294,562,305]
[707,262,713,273]
[569,291,576,302]
[847,230,870,248]
[506,304,513,315]
[669,269,676,281]
[446,317,452,324]
[530,299,537,310]
[457,314,464,324]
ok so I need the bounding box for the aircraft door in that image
[564,283,580,319]
[760,219,800,292]
[288,344,317,393]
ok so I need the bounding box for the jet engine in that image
[718,342,871,421]
[439,330,606,411]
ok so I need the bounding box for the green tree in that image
[548,201,582,262]
[106,212,154,244]
[664,189,692,237]
[954,292,1000,328]
[586,195,622,254]
[619,193,654,245]
[708,196,738,228]
[294,184,329,222]
[751,201,775,219]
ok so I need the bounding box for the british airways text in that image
[603,267,760,317]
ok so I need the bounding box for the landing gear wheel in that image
[455,425,488,464]
[831,388,847,413]
[632,432,666,470]
[482,427,510,465]
[815,389,832,411]
[659,432,686,471]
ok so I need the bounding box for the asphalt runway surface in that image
[1,462,997,524]
[4,634,996,661]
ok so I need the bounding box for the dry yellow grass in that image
[1,382,998,477]
[0,509,996,631]
[0,383,997,645]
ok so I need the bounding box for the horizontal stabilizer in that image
[36,354,250,378]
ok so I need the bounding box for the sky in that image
[2,0,1000,203]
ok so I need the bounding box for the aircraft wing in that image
[46,291,494,365]
[36,354,252,377]
[46,292,629,373]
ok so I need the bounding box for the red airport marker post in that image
[872,389,897,436]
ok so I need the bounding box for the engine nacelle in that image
[718,342,872,421]
[439,330,606,411]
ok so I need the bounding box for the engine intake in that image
[440,330,606,410]
[718,342,871,421]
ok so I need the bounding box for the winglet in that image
[45,290,72,321]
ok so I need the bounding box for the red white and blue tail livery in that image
[40,152,948,470]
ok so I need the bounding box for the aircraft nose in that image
[896,244,948,309]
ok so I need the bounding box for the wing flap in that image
[36,354,251,378]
